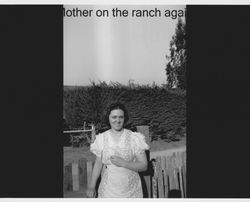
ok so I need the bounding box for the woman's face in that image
[109,109,125,132]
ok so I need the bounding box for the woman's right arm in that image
[86,156,103,198]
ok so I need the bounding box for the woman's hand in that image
[110,155,127,167]
[86,187,96,198]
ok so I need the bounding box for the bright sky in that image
[64,5,186,86]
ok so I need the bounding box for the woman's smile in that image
[109,109,125,131]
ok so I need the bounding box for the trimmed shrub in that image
[63,82,186,139]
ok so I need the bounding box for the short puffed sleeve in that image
[90,133,104,158]
[132,132,150,155]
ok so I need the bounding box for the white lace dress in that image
[90,128,149,198]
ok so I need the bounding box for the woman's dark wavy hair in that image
[104,102,129,127]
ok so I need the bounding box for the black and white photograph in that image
[63,4,187,198]
[1,3,250,200]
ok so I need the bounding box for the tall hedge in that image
[63,82,186,136]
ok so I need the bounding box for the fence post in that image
[64,163,73,192]
[156,156,164,198]
[162,156,169,197]
[72,162,80,191]
[152,160,157,198]
[181,151,186,197]
[79,158,87,190]
[91,124,96,143]
[87,161,94,187]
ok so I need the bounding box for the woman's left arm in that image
[110,152,148,172]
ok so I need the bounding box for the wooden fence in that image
[63,123,96,147]
[63,147,186,198]
[63,125,186,198]
[150,148,186,198]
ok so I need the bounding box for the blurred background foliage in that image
[63,81,186,141]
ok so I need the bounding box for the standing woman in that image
[86,102,149,198]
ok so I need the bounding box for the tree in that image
[166,18,186,90]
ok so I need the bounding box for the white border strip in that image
[0,0,250,5]
[2,198,250,201]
